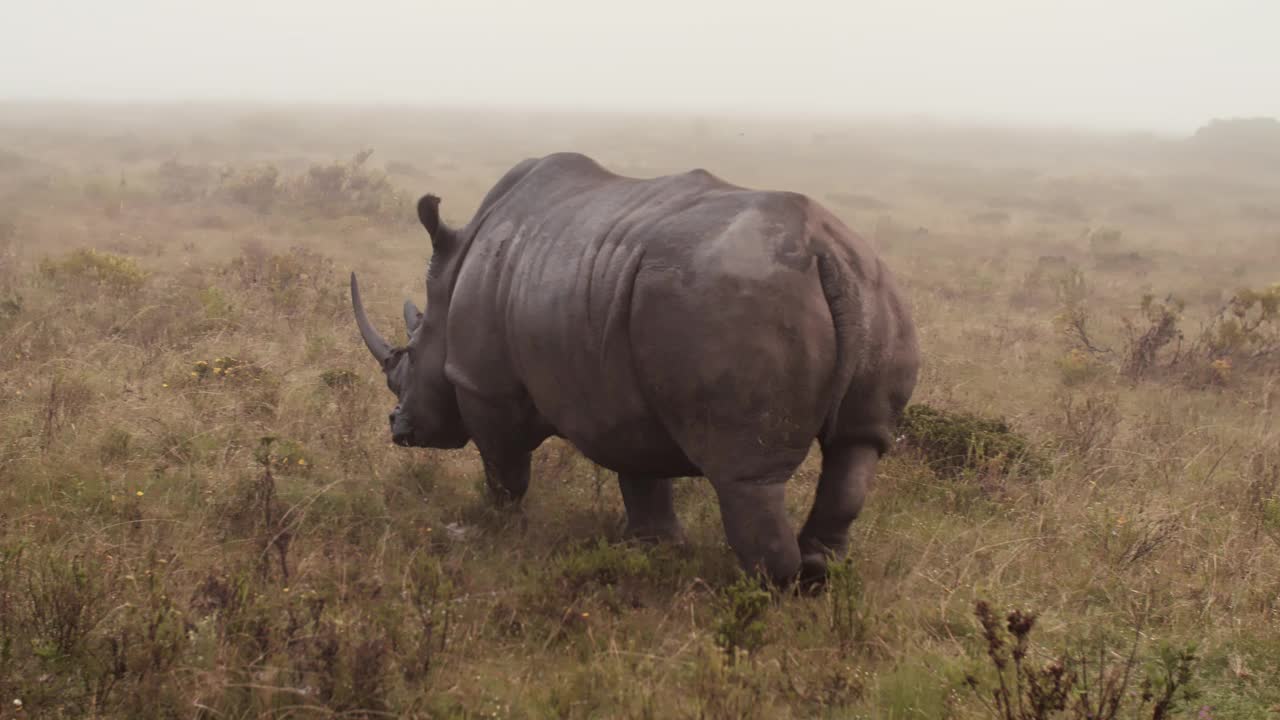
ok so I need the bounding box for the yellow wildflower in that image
[298,458,306,466]
[136,490,144,497]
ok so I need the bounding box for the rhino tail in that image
[815,252,862,446]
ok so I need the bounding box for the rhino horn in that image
[350,272,393,367]
[403,299,423,337]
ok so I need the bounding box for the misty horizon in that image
[3,0,1278,135]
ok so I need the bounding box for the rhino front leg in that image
[478,449,531,506]
[458,391,542,507]
[710,478,802,587]
[797,444,879,585]
[618,475,686,543]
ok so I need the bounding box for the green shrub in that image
[827,557,872,650]
[252,435,312,475]
[321,368,358,390]
[899,403,1050,480]
[713,573,772,659]
[38,248,148,296]
[557,538,654,594]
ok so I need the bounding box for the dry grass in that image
[1,101,1278,719]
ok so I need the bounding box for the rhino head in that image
[351,194,470,449]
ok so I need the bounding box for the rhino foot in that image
[622,519,689,545]
[797,552,833,595]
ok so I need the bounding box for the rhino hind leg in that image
[618,475,687,544]
[796,443,880,587]
[710,477,803,587]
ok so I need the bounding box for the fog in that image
[2,0,1276,134]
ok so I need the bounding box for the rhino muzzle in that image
[389,405,415,446]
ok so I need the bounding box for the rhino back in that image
[444,153,911,476]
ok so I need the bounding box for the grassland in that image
[0,101,1278,718]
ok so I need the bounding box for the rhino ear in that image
[403,299,422,337]
[417,194,445,246]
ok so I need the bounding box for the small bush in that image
[288,149,407,222]
[97,427,133,466]
[153,158,218,201]
[189,355,264,385]
[1050,266,1114,359]
[223,243,340,317]
[1057,348,1108,386]
[1085,227,1154,274]
[713,573,772,659]
[1055,389,1121,457]
[198,285,236,325]
[1199,284,1280,365]
[26,552,108,661]
[403,552,453,682]
[1015,255,1075,306]
[38,374,96,451]
[827,558,872,650]
[1055,283,1279,389]
[221,163,280,212]
[1122,295,1185,379]
[39,248,148,296]
[252,434,312,475]
[898,403,1050,481]
[556,538,655,596]
[320,368,358,390]
[964,600,1200,720]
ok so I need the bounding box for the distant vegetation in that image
[157,148,410,222]
[1191,116,1280,147]
[1189,116,1280,166]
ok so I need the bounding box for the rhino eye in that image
[382,347,407,370]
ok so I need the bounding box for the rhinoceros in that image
[351,152,919,586]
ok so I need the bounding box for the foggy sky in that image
[2,0,1276,134]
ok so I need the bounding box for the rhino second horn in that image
[403,299,423,338]
[350,272,392,366]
